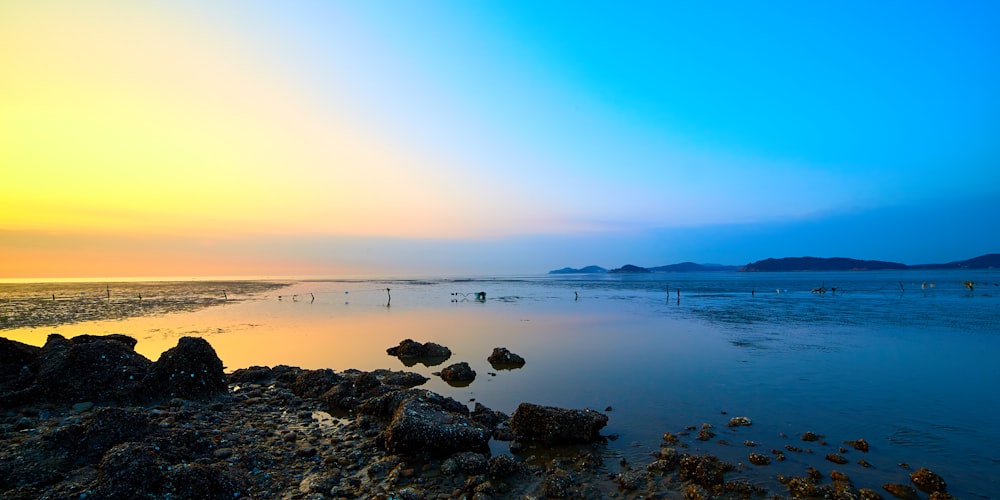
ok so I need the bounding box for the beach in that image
[2,275,996,498]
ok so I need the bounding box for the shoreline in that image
[1,334,958,499]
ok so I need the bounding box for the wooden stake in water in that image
[386,288,391,306]
[223,290,228,300]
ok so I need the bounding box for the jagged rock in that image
[845,438,870,452]
[542,467,573,498]
[509,403,608,444]
[749,453,770,466]
[380,390,490,455]
[440,362,476,384]
[910,467,947,494]
[36,333,152,404]
[144,337,226,400]
[487,347,525,369]
[726,416,752,427]
[616,470,644,490]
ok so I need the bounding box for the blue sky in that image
[2,1,998,277]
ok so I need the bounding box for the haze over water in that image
[4,270,999,497]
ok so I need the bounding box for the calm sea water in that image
[4,270,999,497]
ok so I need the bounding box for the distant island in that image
[548,254,999,274]
[548,265,607,274]
[608,264,651,274]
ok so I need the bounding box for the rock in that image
[616,470,644,490]
[227,365,274,385]
[144,337,227,400]
[542,467,573,498]
[726,416,752,427]
[487,347,525,369]
[47,407,157,464]
[160,462,244,499]
[96,442,163,497]
[439,362,476,385]
[386,339,452,366]
[440,452,488,476]
[292,369,343,399]
[0,337,41,397]
[372,369,429,388]
[678,454,733,488]
[882,483,920,500]
[509,403,608,444]
[488,454,521,479]
[830,470,851,482]
[71,401,94,414]
[801,431,820,442]
[299,471,339,494]
[826,453,848,464]
[910,467,947,493]
[859,488,884,500]
[845,438,870,452]
[35,333,152,404]
[381,390,490,455]
[748,453,770,466]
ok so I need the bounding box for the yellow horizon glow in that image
[1,2,564,249]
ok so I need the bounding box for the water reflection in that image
[3,272,1000,496]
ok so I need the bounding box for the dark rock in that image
[509,403,608,444]
[487,347,525,369]
[845,438,870,452]
[830,470,851,482]
[227,365,274,385]
[801,431,820,442]
[47,407,157,465]
[488,454,521,479]
[160,462,244,499]
[749,453,770,466]
[826,453,849,464]
[910,467,947,493]
[616,470,644,490]
[542,467,573,498]
[381,390,490,455]
[36,333,152,404]
[291,368,343,399]
[441,452,488,476]
[144,337,227,400]
[883,483,920,499]
[386,339,452,366]
[372,369,429,388]
[859,488,884,500]
[440,362,477,385]
[96,442,163,497]
[0,337,41,396]
[726,416,752,427]
[678,454,734,488]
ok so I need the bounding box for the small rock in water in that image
[801,431,820,442]
[909,467,947,494]
[826,453,848,464]
[726,416,752,427]
[748,453,770,466]
[845,438,870,452]
[882,483,920,500]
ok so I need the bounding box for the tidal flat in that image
[2,272,998,498]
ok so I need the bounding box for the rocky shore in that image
[1,334,958,499]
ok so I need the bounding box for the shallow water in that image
[4,271,999,497]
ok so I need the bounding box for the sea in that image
[3,270,999,497]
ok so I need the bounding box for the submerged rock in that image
[882,483,920,499]
[509,403,608,444]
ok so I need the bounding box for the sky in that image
[2,1,998,278]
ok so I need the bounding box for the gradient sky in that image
[2,1,998,278]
